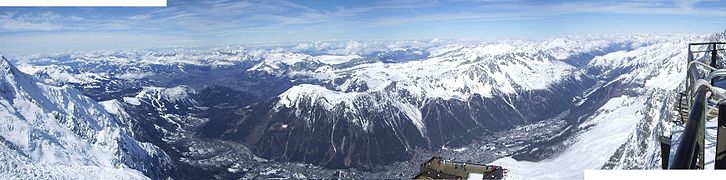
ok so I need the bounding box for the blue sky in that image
[0,0,725,55]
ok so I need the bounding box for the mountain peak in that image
[0,54,173,179]
[0,55,22,78]
[1,55,12,71]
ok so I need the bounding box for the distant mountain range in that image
[2,33,722,179]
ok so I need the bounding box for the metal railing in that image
[688,42,726,68]
[668,42,726,169]
[670,84,707,169]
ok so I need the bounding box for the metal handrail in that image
[696,79,726,100]
[670,84,708,169]
[688,61,718,72]
[687,61,718,95]
[690,42,726,46]
[706,70,726,84]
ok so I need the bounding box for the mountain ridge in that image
[0,55,172,179]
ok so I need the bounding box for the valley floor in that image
[492,96,645,179]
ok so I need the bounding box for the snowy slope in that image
[271,35,649,101]
[267,35,650,137]
[0,55,171,179]
[488,34,711,179]
[586,36,694,90]
[494,96,645,179]
[100,85,206,142]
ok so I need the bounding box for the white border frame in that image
[0,0,166,7]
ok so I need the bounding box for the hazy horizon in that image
[1,0,725,55]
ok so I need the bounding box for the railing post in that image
[660,135,672,169]
[712,43,719,68]
[717,101,726,169]
[686,44,693,94]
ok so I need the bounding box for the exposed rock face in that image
[217,77,593,169]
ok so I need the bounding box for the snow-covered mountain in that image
[197,35,666,169]
[7,32,723,179]
[491,34,726,179]
[0,55,173,179]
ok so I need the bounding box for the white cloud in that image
[548,0,726,16]
[0,11,141,32]
[367,0,726,26]
[0,32,205,55]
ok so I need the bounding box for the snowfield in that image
[494,96,645,179]
[0,55,169,179]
